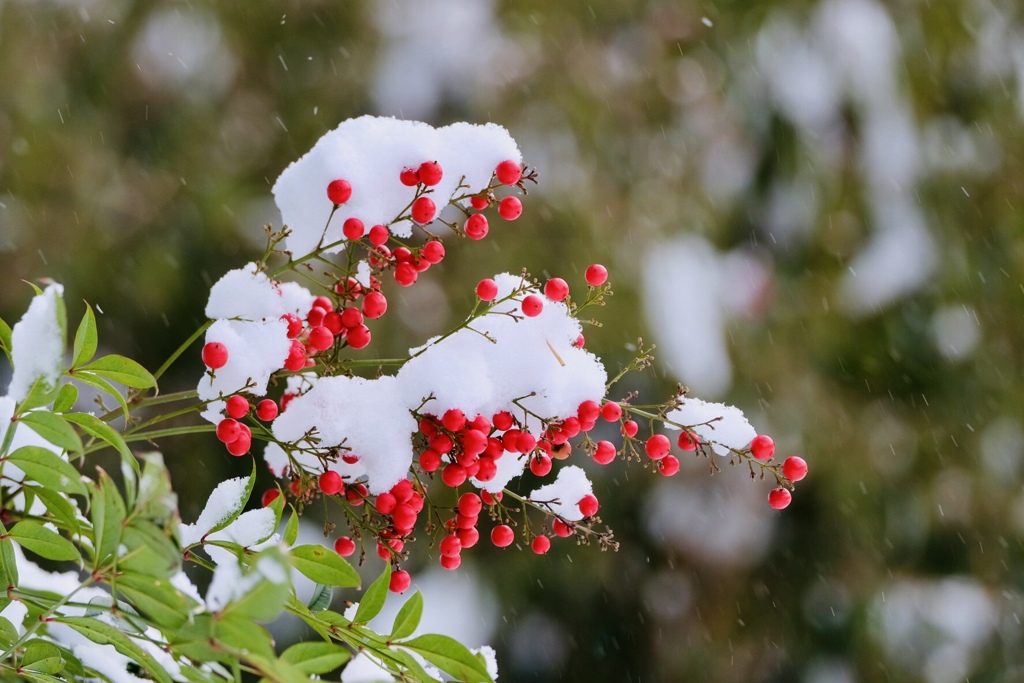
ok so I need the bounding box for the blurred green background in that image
[2,0,1024,681]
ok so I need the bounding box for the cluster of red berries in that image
[212,394,279,456]
[747,434,808,509]
[280,293,379,370]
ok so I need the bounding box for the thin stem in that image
[154,320,213,381]
[2,577,93,659]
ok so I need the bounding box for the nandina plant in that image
[0,116,806,682]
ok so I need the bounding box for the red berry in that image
[389,569,412,593]
[307,307,326,327]
[392,479,414,503]
[393,246,413,263]
[769,488,792,510]
[470,194,489,210]
[552,519,573,538]
[469,415,491,433]
[225,395,249,419]
[327,179,352,205]
[346,483,368,505]
[578,494,599,517]
[577,400,600,423]
[622,420,639,438]
[323,311,344,335]
[678,431,700,451]
[429,433,454,454]
[439,534,462,558]
[659,455,680,476]
[491,524,514,548]
[341,307,364,329]
[476,278,499,301]
[495,160,522,185]
[255,399,279,422]
[400,168,420,186]
[782,456,808,482]
[347,325,372,349]
[645,434,671,460]
[226,431,251,456]
[362,291,388,319]
[440,554,462,570]
[521,295,544,317]
[411,196,436,224]
[465,214,489,240]
[458,492,483,517]
[531,535,551,555]
[392,503,417,530]
[422,241,445,264]
[457,526,479,548]
[601,402,622,422]
[419,449,442,472]
[261,489,280,507]
[308,326,334,351]
[334,536,356,556]
[281,313,303,339]
[593,440,616,465]
[442,408,467,432]
[750,434,775,461]
[375,492,397,515]
[481,490,502,505]
[515,431,537,454]
[441,463,467,487]
[498,196,522,220]
[395,262,418,287]
[492,411,514,431]
[543,278,569,302]
[342,217,365,240]
[418,161,443,186]
[319,471,343,496]
[585,264,608,287]
[342,453,360,464]
[456,512,478,529]
[368,224,390,246]
[202,342,229,370]
[216,418,241,444]
[529,453,552,476]
[462,429,488,457]
[475,457,497,481]
[573,334,585,348]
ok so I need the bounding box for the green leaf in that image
[7,445,87,496]
[27,486,81,536]
[220,549,291,622]
[79,354,156,389]
[71,303,98,368]
[281,641,352,674]
[22,672,65,683]
[52,384,78,414]
[115,573,198,630]
[354,563,391,624]
[18,411,83,454]
[121,521,179,579]
[17,379,63,414]
[289,545,361,588]
[283,505,299,546]
[243,654,311,683]
[0,316,11,363]
[136,453,178,524]
[63,412,137,479]
[21,639,64,674]
[0,521,18,607]
[393,649,443,683]
[391,590,423,640]
[57,616,174,683]
[307,583,333,612]
[213,616,275,659]
[9,521,80,562]
[0,616,18,648]
[401,634,492,682]
[73,371,130,423]
[90,470,126,569]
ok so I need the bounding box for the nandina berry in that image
[441,463,467,487]
[281,313,303,339]
[578,494,599,517]
[530,535,551,555]
[442,408,467,432]
[368,245,391,268]
[261,489,280,507]
[362,291,388,319]
[480,490,502,505]
[327,179,352,205]
[336,277,363,298]
[340,307,364,329]
[368,224,390,246]
[422,241,445,264]
[458,492,483,517]
[573,334,585,348]
[411,196,436,224]
[342,217,365,240]
[395,262,418,287]
[529,453,552,476]
[323,311,344,335]
[440,554,462,570]
[346,324,372,349]
[552,518,573,538]
[462,429,488,457]
[515,431,537,454]
[307,307,326,328]
[498,196,522,220]
[601,402,622,422]
[465,214,489,240]
[418,161,443,186]
[202,342,228,369]
[577,400,600,423]
[391,479,414,503]
[750,434,775,460]
[521,295,544,317]
[676,431,698,451]
[645,434,671,460]
[560,417,581,438]
[429,433,454,454]
[622,420,639,438]
[782,456,808,481]
[544,278,569,302]
[495,160,523,185]
[475,457,497,481]
[389,569,412,593]
[392,503,417,530]
[393,246,413,263]
[407,492,425,513]
[225,395,249,419]
[456,513,478,529]
[593,440,616,465]
[308,326,334,351]
[476,278,498,301]
[226,431,251,456]
[439,534,462,558]
[319,471,343,496]
[492,411,514,431]
[255,399,279,422]
[585,264,609,287]
[457,526,479,548]
[470,194,490,210]
[419,449,442,472]
[280,392,296,412]
[342,453,360,464]
[491,525,514,548]
[334,536,356,557]
[659,455,681,476]
[375,491,398,515]
[769,488,792,510]
[216,418,241,443]
[400,167,419,186]
[377,542,393,560]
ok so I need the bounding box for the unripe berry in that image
[750,435,775,460]
[622,420,639,437]
[261,489,280,507]
[411,196,436,224]
[225,395,249,419]
[319,471,343,496]
[440,554,462,571]
[418,161,443,186]
[495,160,523,185]
[645,434,671,460]
[659,455,681,476]
[375,491,397,515]
[342,217,365,240]
[400,168,419,186]
[531,535,551,555]
[216,418,241,444]
[678,431,700,451]
[368,224,390,246]
[389,569,412,593]
[593,440,616,465]
[327,179,352,205]
[476,278,498,301]
[782,456,808,481]
[347,325,372,349]
[578,494,599,517]
[458,492,483,517]
[491,525,514,548]
[334,536,356,556]
[442,463,467,488]
[585,264,608,287]
[544,278,569,302]
[769,488,792,510]
[521,295,544,317]
[202,342,228,369]
[440,534,462,558]
[422,241,445,264]
[498,196,522,220]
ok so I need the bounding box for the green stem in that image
[2,577,93,660]
[154,321,213,381]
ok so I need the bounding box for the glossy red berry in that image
[750,434,775,461]
[418,161,443,186]
[422,241,445,264]
[577,400,600,423]
[457,526,479,548]
[521,295,544,317]
[498,196,522,221]
[225,395,249,419]
[347,324,372,349]
[492,411,514,431]
[375,492,397,515]
[327,179,352,205]
[400,167,419,186]
[491,524,514,548]
[441,463,467,488]
[481,490,502,506]
[389,569,412,593]
[439,534,462,558]
[442,408,466,432]
[769,488,792,510]
[544,278,569,302]
[531,535,551,554]
[470,194,489,210]
[419,449,442,472]
[593,440,616,465]
[411,196,436,224]
[585,264,608,287]
[281,313,303,339]
[392,503,417,531]
[659,455,681,476]
[216,418,241,444]
[261,489,280,507]
[255,399,279,422]
[622,420,639,437]
[495,160,522,185]
[458,493,482,517]
[601,402,622,422]
[362,291,388,319]
[440,554,462,570]
[530,453,552,476]
[319,471,343,496]
[226,431,251,457]
[476,278,498,301]
[368,224,390,246]
[395,262,418,287]
[308,326,334,351]
[465,213,489,240]
[678,431,699,451]
[578,494,599,517]
[552,518,573,538]
[645,434,671,460]
[334,536,356,557]
[323,311,344,335]
[342,217,365,240]
[202,342,228,369]
[340,307,364,329]
[782,456,808,481]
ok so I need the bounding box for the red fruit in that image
[216,418,241,444]
[769,488,792,510]
[323,311,344,335]
[422,241,445,264]
[456,513,478,529]
[280,392,296,412]
[307,307,326,328]
[481,490,502,505]
[281,313,303,339]
[334,536,356,556]
[492,411,514,431]
[622,420,639,438]
[362,291,388,319]
[659,455,680,476]
[255,399,279,422]
[392,503,417,530]
[429,433,454,454]
[476,278,499,301]
[346,325,372,349]
[440,534,462,558]
[400,167,419,186]
[601,402,622,422]
[307,326,334,351]
[475,457,497,481]
[529,454,552,477]
[440,554,462,570]
[327,179,352,205]
[419,449,441,472]
[392,479,414,503]
[341,307,364,329]
[376,492,398,515]
[531,535,551,555]
[418,161,443,186]
[368,224,390,246]
[457,526,479,548]
[498,196,522,220]
[544,278,569,302]
[462,429,488,457]
[442,463,467,487]
[782,456,808,482]
[319,471,343,496]
[593,440,616,465]
[411,196,436,224]
[585,264,608,287]
[377,542,392,560]
[458,492,483,517]
[521,295,544,317]
[343,217,365,240]
[470,415,491,433]
[393,246,413,263]
[645,434,671,460]
[750,435,775,461]
[225,395,249,419]
[202,342,229,370]
[342,453,360,465]
[442,408,467,432]
[491,524,514,548]
[470,194,490,210]
[389,570,412,593]
[346,483,368,505]
[552,518,573,538]
[368,245,391,268]
[495,160,523,185]
[577,400,600,423]
[336,277,363,298]
[226,431,251,456]
[678,431,700,451]
[560,418,581,438]
[515,431,537,454]
[465,214,489,240]
[578,494,599,517]
[395,262,418,287]
[573,334,585,348]
[261,489,280,507]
